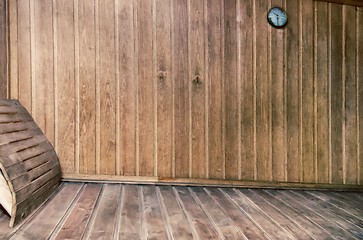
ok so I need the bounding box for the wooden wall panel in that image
[7,0,363,187]
[0,0,6,98]
[79,0,96,175]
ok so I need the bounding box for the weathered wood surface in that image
[0,0,6,99]
[0,99,61,227]
[6,0,363,187]
[1,182,363,239]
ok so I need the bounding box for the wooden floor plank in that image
[302,191,363,228]
[10,183,83,240]
[206,188,269,239]
[0,211,16,239]
[157,186,195,240]
[239,189,314,240]
[308,191,363,220]
[332,192,363,208]
[222,188,292,240]
[173,186,220,239]
[53,183,102,240]
[289,190,363,238]
[118,185,142,240]
[1,183,363,240]
[141,185,169,239]
[86,184,122,240]
[190,187,247,239]
[266,189,356,239]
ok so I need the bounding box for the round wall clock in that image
[267,7,288,28]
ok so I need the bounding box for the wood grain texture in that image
[240,0,255,181]
[79,0,96,175]
[156,0,173,178]
[271,0,287,182]
[0,0,7,99]
[206,0,224,180]
[137,0,154,176]
[119,0,136,176]
[330,3,344,184]
[173,0,189,178]
[286,0,301,183]
[315,1,330,183]
[16,1,31,109]
[255,0,271,182]
[224,0,239,180]
[98,0,116,175]
[359,7,363,185]
[343,5,358,184]
[54,184,101,240]
[4,183,363,239]
[7,0,363,187]
[56,0,76,174]
[301,0,315,183]
[189,0,206,179]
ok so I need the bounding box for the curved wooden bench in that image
[0,99,61,227]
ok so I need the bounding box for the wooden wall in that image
[0,0,6,98]
[7,0,363,187]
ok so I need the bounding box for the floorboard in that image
[0,182,362,240]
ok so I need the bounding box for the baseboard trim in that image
[61,174,363,191]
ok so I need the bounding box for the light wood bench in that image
[0,99,61,227]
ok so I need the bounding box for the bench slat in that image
[0,99,61,228]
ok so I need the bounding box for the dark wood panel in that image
[315,1,330,183]
[330,3,344,184]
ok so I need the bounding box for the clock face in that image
[267,7,288,28]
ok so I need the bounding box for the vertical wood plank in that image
[190,0,206,179]
[98,0,116,175]
[286,0,301,182]
[359,7,363,184]
[255,0,271,181]
[343,5,358,184]
[174,187,219,239]
[240,0,255,180]
[142,186,169,239]
[330,3,344,184]
[17,1,32,110]
[33,0,54,144]
[301,0,315,183]
[119,0,136,176]
[118,185,141,239]
[207,0,224,179]
[173,0,189,178]
[224,0,238,180]
[158,186,195,239]
[56,0,76,175]
[137,0,154,176]
[271,0,286,182]
[156,0,172,178]
[0,0,6,99]
[79,0,96,175]
[316,1,330,183]
[87,184,121,239]
[8,0,17,99]
[54,184,102,240]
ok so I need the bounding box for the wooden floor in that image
[1,183,363,239]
